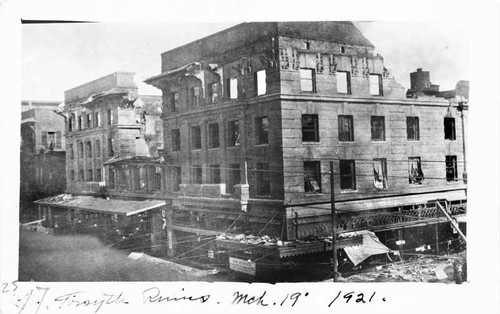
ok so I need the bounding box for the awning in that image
[34,194,166,216]
[343,230,392,266]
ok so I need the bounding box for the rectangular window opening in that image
[171,129,181,151]
[302,114,319,142]
[371,116,386,141]
[191,126,202,150]
[373,158,388,190]
[210,165,221,184]
[173,167,182,192]
[444,117,456,140]
[255,70,266,96]
[192,165,202,184]
[406,116,420,140]
[338,115,354,142]
[339,160,356,191]
[446,155,458,182]
[255,116,269,145]
[299,68,316,92]
[408,157,424,184]
[369,74,383,96]
[227,120,240,147]
[304,161,322,194]
[229,164,241,194]
[170,92,179,112]
[256,163,271,196]
[208,123,220,148]
[336,71,351,94]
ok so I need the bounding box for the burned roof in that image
[160,22,374,72]
[35,194,166,216]
[104,155,164,166]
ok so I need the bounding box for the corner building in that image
[146,22,467,263]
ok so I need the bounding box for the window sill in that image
[208,147,220,150]
[304,192,324,197]
[371,140,387,143]
[340,190,358,194]
[302,141,320,145]
[255,143,269,147]
[338,141,355,144]
[227,145,241,149]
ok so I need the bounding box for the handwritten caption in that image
[1,280,386,313]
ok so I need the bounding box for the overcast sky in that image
[22,21,470,101]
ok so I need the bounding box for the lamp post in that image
[330,161,338,282]
[455,95,468,184]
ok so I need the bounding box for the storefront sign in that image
[229,257,256,276]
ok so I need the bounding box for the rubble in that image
[342,253,466,283]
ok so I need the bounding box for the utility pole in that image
[330,161,338,282]
[457,99,467,184]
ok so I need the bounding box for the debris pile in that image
[343,254,466,283]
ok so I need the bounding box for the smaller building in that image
[20,103,66,215]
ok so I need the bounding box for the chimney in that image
[410,68,431,92]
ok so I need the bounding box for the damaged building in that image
[143,22,467,277]
[20,101,66,219]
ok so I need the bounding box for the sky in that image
[22,21,471,102]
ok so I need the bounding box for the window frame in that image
[336,71,351,94]
[191,126,202,150]
[171,129,181,152]
[408,157,424,185]
[301,114,320,142]
[338,115,354,142]
[339,159,357,191]
[228,164,241,194]
[209,164,221,184]
[299,68,316,93]
[227,120,240,147]
[444,117,456,140]
[172,166,182,192]
[208,123,220,149]
[369,74,383,96]
[445,155,458,182]
[170,92,179,112]
[192,165,203,184]
[304,161,322,194]
[255,70,267,96]
[255,116,269,145]
[256,162,271,196]
[191,86,200,108]
[406,116,420,141]
[373,158,388,190]
[209,82,219,104]
[371,116,386,141]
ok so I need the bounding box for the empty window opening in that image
[191,86,200,108]
[255,116,269,145]
[446,155,458,181]
[108,169,115,189]
[96,168,102,182]
[154,167,162,191]
[171,129,181,151]
[87,169,93,182]
[336,71,351,94]
[299,68,316,92]
[340,160,356,191]
[229,164,241,193]
[208,123,220,148]
[210,164,221,184]
[305,42,310,50]
[304,161,322,194]
[108,138,114,156]
[85,141,92,158]
[78,141,84,159]
[341,46,346,54]
[369,74,383,96]
[371,116,386,141]
[227,120,240,147]
[444,117,456,140]
[95,139,100,157]
[209,83,219,104]
[373,158,388,190]
[107,109,113,125]
[256,163,271,196]
[192,166,202,184]
[172,167,182,192]
[408,157,424,184]
[191,126,202,150]
[406,116,420,140]
[338,115,354,142]
[302,114,319,142]
[227,78,238,99]
[171,92,179,112]
[94,112,100,127]
[86,113,92,128]
[255,70,267,96]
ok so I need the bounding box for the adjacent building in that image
[20,102,66,214]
